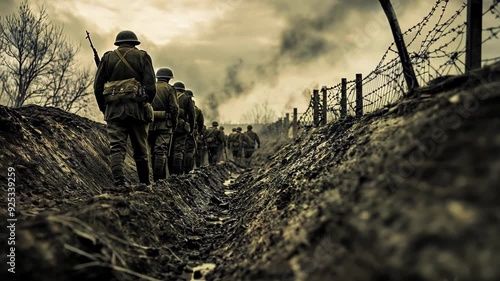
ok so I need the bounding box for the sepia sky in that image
[1,0,498,123]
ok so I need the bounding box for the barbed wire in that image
[298,0,499,129]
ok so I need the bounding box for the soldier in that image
[196,124,207,167]
[148,67,179,181]
[170,81,195,174]
[183,90,200,173]
[217,126,228,161]
[204,121,225,165]
[243,125,261,167]
[193,101,205,168]
[94,30,156,188]
[228,127,244,165]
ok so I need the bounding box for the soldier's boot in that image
[136,160,151,185]
[111,155,126,186]
[153,156,166,181]
[171,158,184,175]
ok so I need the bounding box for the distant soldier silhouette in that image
[228,127,244,165]
[217,126,227,161]
[196,124,208,167]
[243,125,261,167]
[148,67,179,181]
[183,90,201,173]
[204,121,225,165]
[94,30,156,187]
[169,81,195,174]
[192,100,205,168]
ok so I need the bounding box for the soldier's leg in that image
[183,137,196,173]
[148,130,157,170]
[245,149,254,167]
[195,146,203,167]
[107,121,128,186]
[171,133,187,174]
[153,130,170,181]
[128,120,151,185]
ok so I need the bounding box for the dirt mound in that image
[210,63,500,281]
[1,62,499,281]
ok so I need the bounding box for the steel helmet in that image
[220,126,224,130]
[236,127,242,131]
[247,125,253,130]
[232,128,237,132]
[185,90,194,97]
[156,68,174,79]
[114,30,140,46]
[212,121,218,126]
[173,81,185,91]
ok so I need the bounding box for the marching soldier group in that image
[93,30,260,188]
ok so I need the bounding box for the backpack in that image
[103,49,146,105]
[205,129,216,144]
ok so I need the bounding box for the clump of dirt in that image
[1,62,499,281]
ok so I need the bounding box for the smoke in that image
[1,0,429,122]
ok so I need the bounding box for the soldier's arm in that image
[141,51,156,103]
[187,98,195,133]
[168,87,179,130]
[93,52,110,113]
[197,110,204,135]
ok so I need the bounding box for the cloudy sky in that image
[1,0,498,123]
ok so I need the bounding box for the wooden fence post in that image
[321,86,328,125]
[466,0,483,71]
[285,113,290,137]
[341,78,347,117]
[293,108,298,138]
[313,89,320,126]
[356,74,363,117]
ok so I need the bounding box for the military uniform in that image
[204,122,225,165]
[243,126,261,167]
[148,77,179,181]
[186,103,204,171]
[170,83,195,174]
[183,91,200,173]
[94,32,156,187]
[217,127,227,161]
[196,124,207,167]
[228,128,243,165]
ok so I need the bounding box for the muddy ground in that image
[1,62,500,281]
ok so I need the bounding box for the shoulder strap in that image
[110,49,141,81]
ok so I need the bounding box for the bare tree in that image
[241,100,277,124]
[0,1,91,111]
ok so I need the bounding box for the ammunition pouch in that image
[103,78,146,105]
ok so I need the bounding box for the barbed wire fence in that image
[291,0,500,131]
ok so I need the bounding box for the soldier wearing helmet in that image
[204,121,225,165]
[169,81,195,174]
[148,67,179,181]
[94,30,156,188]
[228,127,245,165]
[242,124,261,167]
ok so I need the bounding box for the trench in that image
[1,62,500,281]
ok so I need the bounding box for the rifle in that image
[85,31,100,67]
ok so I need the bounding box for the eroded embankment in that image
[0,62,499,281]
[0,105,243,281]
[210,63,500,281]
